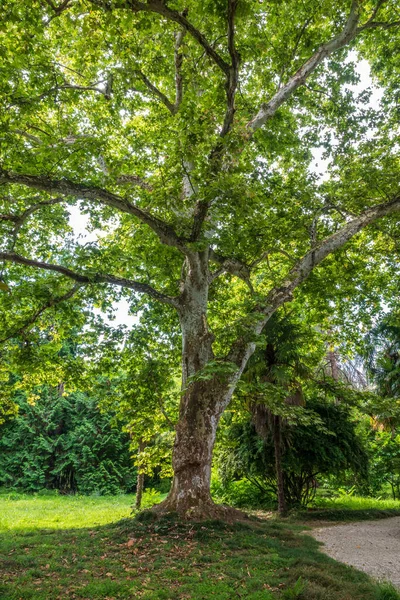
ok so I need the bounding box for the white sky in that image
[69,54,383,329]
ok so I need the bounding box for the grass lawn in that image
[297,495,400,522]
[1,493,400,600]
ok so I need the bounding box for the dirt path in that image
[312,517,400,588]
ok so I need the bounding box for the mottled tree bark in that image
[156,251,237,515]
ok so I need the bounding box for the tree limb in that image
[173,29,185,113]
[0,169,187,251]
[248,1,362,131]
[248,1,400,132]
[133,29,185,114]
[357,19,400,31]
[209,249,252,289]
[0,252,180,308]
[135,69,176,114]
[227,194,400,368]
[220,0,240,137]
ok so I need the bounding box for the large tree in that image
[1,0,400,515]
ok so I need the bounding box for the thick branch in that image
[248,1,400,132]
[209,249,252,288]
[0,283,82,345]
[248,1,362,131]
[276,195,400,300]
[0,252,180,308]
[0,169,186,251]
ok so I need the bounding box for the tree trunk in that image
[273,415,287,516]
[155,252,238,516]
[135,440,146,510]
[163,381,222,514]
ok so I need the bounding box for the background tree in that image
[1,0,400,515]
[239,312,325,514]
[0,386,136,494]
[96,320,179,508]
[216,397,368,508]
[360,310,400,498]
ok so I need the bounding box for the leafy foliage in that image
[217,399,368,508]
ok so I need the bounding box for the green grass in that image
[1,493,399,599]
[297,495,400,522]
[0,491,136,531]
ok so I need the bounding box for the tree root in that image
[147,496,249,523]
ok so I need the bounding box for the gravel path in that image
[312,517,400,588]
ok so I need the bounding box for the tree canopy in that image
[1,0,400,514]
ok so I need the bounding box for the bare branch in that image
[14,129,44,145]
[0,169,187,252]
[135,69,176,114]
[0,283,82,345]
[357,19,400,31]
[209,249,253,290]
[60,82,111,96]
[116,175,153,190]
[9,80,111,108]
[0,252,180,308]
[248,1,362,132]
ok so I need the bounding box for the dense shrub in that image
[0,388,136,495]
[216,399,368,508]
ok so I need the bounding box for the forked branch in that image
[247,0,400,133]
[0,169,186,252]
[127,1,230,76]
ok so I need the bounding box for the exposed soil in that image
[312,516,400,588]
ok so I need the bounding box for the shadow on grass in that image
[0,512,399,600]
